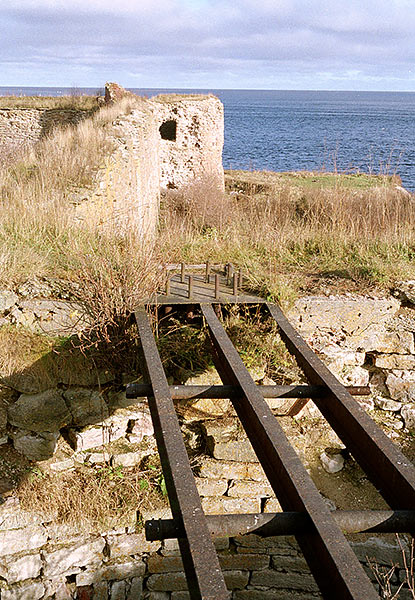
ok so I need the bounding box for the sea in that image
[2,86,415,190]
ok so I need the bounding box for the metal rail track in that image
[132,266,415,599]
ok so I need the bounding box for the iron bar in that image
[125,383,370,400]
[201,303,378,600]
[146,510,415,541]
[266,302,415,511]
[135,307,229,600]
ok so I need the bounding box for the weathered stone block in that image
[234,534,299,556]
[386,371,415,403]
[176,397,232,422]
[250,568,319,591]
[375,354,415,370]
[352,536,410,566]
[8,389,71,432]
[227,480,273,497]
[63,388,109,427]
[0,289,18,314]
[375,396,402,412]
[271,553,310,573]
[212,440,258,462]
[12,429,59,461]
[67,409,131,451]
[201,417,238,444]
[43,537,106,577]
[148,555,184,573]
[402,404,415,430]
[201,496,261,515]
[106,532,160,559]
[127,577,143,599]
[329,365,369,386]
[110,580,127,600]
[263,497,283,513]
[160,536,228,556]
[11,298,89,335]
[3,552,42,583]
[320,449,345,473]
[196,458,266,481]
[0,497,44,531]
[0,525,47,556]
[366,331,415,354]
[219,553,270,571]
[76,561,145,585]
[288,296,400,349]
[1,581,45,600]
[148,551,265,578]
[234,590,322,599]
[147,570,248,592]
[194,477,228,497]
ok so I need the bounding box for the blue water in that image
[2,86,415,190]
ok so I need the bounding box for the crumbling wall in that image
[0,108,91,148]
[75,102,161,237]
[0,84,225,236]
[152,94,225,193]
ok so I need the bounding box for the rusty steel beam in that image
[266,302,415,511]
[125,383,370,400]
[201,303,379,600]
[135,308,229,600]
[146,510,415,540]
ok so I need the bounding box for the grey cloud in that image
[0,0,414,89]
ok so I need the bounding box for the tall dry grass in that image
[159,177,415,303]
[0,97,161,338]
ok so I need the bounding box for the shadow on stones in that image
[0,328,148,494]
[38,108,93,139]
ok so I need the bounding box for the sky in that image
[1,0,415,91]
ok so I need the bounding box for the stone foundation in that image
[1,288,415,597]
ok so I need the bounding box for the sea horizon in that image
[1,86,414,190]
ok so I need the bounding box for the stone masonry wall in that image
[74,102,160,238]
[1,285,415,597]
[152,95,225,193]
[0,86,225,239]
[0,109,92,148]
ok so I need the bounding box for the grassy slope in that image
[159,169,415,306]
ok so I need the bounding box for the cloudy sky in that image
[1,0,414,91]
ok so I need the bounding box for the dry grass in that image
[0,96,161,340]
[18,460,167,531]
[0,94,99,110]
[159,172,415,304]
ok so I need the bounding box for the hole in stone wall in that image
[159,120,177,141]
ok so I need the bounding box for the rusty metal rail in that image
[146,509,415,540]
[126,382,370,400]
[133,282,415,600]
[135,307,229,599]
